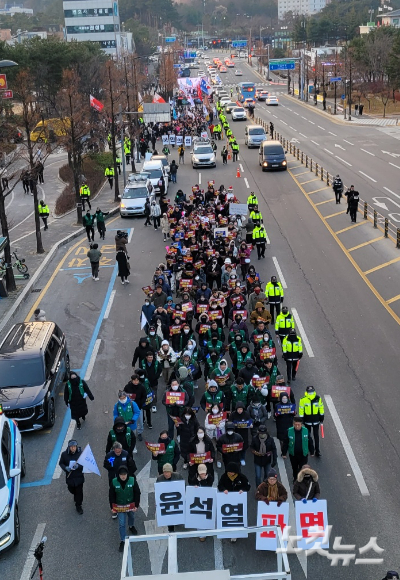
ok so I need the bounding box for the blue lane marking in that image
[21,229,131,488]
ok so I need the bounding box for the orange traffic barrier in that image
[236,167,241,178]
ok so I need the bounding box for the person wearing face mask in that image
[178,324,195,352]
[264,275,284,324]
[274,393,296,453]
[177,407,200,469]
[106,416,137,457]
[141,352,162,412]
[228,331,244,363]
[201,380,225,411]
[238,242,251,281]
[113,391,141,443]
[208,300,224,330]
[238,357,259,386]
[210,359,234,407]
[250,425,277,486]
[230,377,255,411]
[162,378,189,440]
[248,284,266,314]
[148,323,164,350]
[228,324,246,345]
[250,301,272,329]
[63,372,94,430]
[282,328,303,384]
[246,266,261,293]
[188,428,216,484]
[232,343,252,378]
[274,306,295,345]
[153,432,181,475]
[206,320,225,344]
[141,300,155,334]
[206,332,224,359]
[204,350,221,381]
[132,337,154,369]
[247,395,269,436]
[227,299,248,325]
[255,468,287,505]
[293,464,320,502]
[124,374,148,442]
[206,257,222,289]
[230,312,249,342]
[298,386,324,458]
[230,401,252,466]
[157,340,178,386]
[217,421,244,468]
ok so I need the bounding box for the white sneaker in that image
[152,406,157,413]
[125,279,130,284]
[217,461,222,469]
[267,412,272,419]
[183,463,188,470]
[95,277,99,281]
[121,280,125,285]
[193,383,199,389]
[92,276,95,280]
[133,447,138,454]
[240,459,246,466]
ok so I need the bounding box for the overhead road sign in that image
[232,41,247,47]
[330,77,342,82]
[269,60,295,71]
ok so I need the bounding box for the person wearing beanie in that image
[200,379,225,411]
[132,336,154,368]
[282,416,313,482]
[293,465,320,502]
[250,425,277,486]
[298,386,324,458]
[157,340,177,386]
[255,468,287,505]
[216,421,244,468]
[156,461,184,533]
[230,401,252,466]
[110,465,141,551]
[274,392,296,452]
[188,427,216,485]
[134,368,154,428]
[63,372,94,430]
[106,416,137,457]
[59,439,85,515]
[123,374,148,442]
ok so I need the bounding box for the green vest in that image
[96,211,105,223]
[287,426,309,457]
[112,476,135,505]
[109,427,132,447]
[235,350,252,370]
[83,214,94,227]
[117,401,135,423]
[67,380,85,401]
[207,328,224,342]
[204,390,224,407]
[230,384,253,406]
[228,329,245,343]
[206,340,223,354]
[158,440,176,466]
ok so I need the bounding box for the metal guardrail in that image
[254,116,400,248]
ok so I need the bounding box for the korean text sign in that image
[295,499,329,550]
[216,492,248,539]
[256,501,289,551]
[185,486,217,530]
[155,480,186,526]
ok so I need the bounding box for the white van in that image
[142,160,169,195]
[245,124,267,148]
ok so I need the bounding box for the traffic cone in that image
[236,167,241,178]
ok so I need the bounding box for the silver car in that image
[191,143,216,169]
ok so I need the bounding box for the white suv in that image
[120,173,153,217]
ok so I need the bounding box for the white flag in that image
[141,311,148,329]
[77,444,101,476]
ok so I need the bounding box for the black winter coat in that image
[217,432,244,465]
[238,365,258,385]
[103,450,137,481]
[63,377,94,420]
[187,434,216,484]
[250,435,277,467]
[59,447,85,487]
[230,409,252,451]
[177,415,200,457]
[218,472,251,492]
[105,417,137,456]
[124,381,147,409]
[132,341,153,367]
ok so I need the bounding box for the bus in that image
[237,82,256,102]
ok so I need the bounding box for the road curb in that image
[0,207,119,335]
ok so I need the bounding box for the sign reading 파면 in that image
[185,486,217,530]
[216,492,248,539]
[229,203,247,216]
[145,442,165,454]
[165,391,186,405]
[155,480,186,526]
[256,501,289,551]
[295,499,329,550]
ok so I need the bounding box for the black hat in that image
[306,386,315,392]
[118,465,129,475]
[226,462,240,474]
[258,425,267,433]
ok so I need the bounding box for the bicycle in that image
[0,251,29,277]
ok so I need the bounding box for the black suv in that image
[0,322,70,431]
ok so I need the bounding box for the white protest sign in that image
[185,486,217,530]
[162,135,169,145]
[176,135,183,146]
[295,499,329,550]
[184,136,192,147]
[229,203,248,216]
[169,134,176,145]
[256,501,289,551]
[155,480,186,526]
[216,492,248,539]
[201,131,208,139]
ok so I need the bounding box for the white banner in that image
[185,486,217,530]
[76,443,101,476]
[169,134,176,145]
[162,135,169,145]
[216,492,248,539]
[176,135,183,146]
[155,480,186,526]
[256,501,289,551]
[295,499,329,550]
[184,136,192,147]
[229,203,248,216]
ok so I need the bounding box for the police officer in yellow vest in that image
[124,140,131,165]
[249,205,263,223]
[80,183,91,211]
[275,306,295,342]
[247,192,259,211]
[282,328,303,384]
[265,275,284,323]
[252,221,267,260]
[231,140,239,162]
[105,165,115,189]
[38,200,49,231]
[299,386,324,457]
[116,156,122,175]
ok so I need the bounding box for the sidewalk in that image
[0,155,122,326]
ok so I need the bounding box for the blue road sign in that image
[232,41,247,48]
[341,94,345,99]
[269,62,295,71]
[173,64,182,68]
[165,37,176,43]
[330,77,342,82]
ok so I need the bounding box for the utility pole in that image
[333,60,337,115]
[248,28,252,65]
[322,63,326,111]
[348,52,352,121]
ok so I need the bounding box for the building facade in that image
[278,0,327,21]
[378,8,400,27]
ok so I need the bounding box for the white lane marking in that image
[239,163,244,173]
[9,210,35,232]
[324,148,333,155]
[265,230,270,244]
[104,289,116,320]
[52,420,76,479]
[273,114,278,118]
[329,131,337,136]
[281,121,288,125]
[272,256,287,288]
[299,133,307,138]
[384,187,400,201]
[128,227,134,242]
[335,144,345,151]
[389,162,400,170]
[198,172,201,185]
[275,439,307,577]
[308,120,315,125]
[301,116,306,120]
[294,112,299,116]
[325,395,370,496]
[335,156,352,167]
[318,125,326,131]
[5,190,14,210]
[287,107,292,111]
[84,338,101,381]
[19,523,47,580]
[292,307,315,358]
[244,177,250,189]
[359,170,377,183]
[360,148,375,156]
[311,140,320,146]
[289,126,298,132]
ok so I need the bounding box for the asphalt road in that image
[1,64,400,580]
